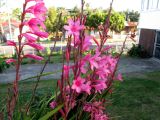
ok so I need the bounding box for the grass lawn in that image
[0,71,160,119]
[0,80,57,112]
[108,72,160,120]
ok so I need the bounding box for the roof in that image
[2,19,20,28]
[125,21,138,27]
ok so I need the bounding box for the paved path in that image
[0,57,160,83]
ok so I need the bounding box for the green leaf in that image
[38,104,63,120]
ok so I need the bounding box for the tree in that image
[124,10,140,22]
[57,7,68,31]
[85,9,106,29]
[12,8,21,20]
[45,7,58,33]
[71,6,80,16]
[45,7,67,36]
[85,9,125,33]
[109,11,125,33]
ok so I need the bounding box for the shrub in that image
[128,44,151,58]
[0,56,10,73]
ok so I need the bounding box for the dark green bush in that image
[128,44,151,58]
[0,56,10,73]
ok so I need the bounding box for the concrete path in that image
[0,57,160,83]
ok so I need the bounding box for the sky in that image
[1,0,141,12]
[44,0,141,11]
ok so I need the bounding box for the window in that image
[141,0,144,10]
[158,0,160,8]
[142,0,160,10]
[141,0,149,10]
[148,0,159,9]
[154,32,160,59]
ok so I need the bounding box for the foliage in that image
[45,7,125,33]
[0,56,10,73]
[0,79,57,120]
[45,7,67,33]
[85,9,106,29]
[128,44,151,58]
[86,10,125,32]
[123,10,140,22]
[12,8,21,20]
[45,7,57,33]
[110,11,125,33]
[69,6,80,16]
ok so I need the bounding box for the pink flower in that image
[72,77,85,93]
[94,113,109,120]
[106,56,117,68]
[96,68,110,80]
[25,0,43,3]
[5,59,16,64]
[25,42,44,50]
[50,101,57,109]
[92,80,107,93]
[92,37,100,47]
[26,18,46,32]
[116,73,123,81]
[65,95,76,109]
[83,103,92,112]
[83,101,108,120]
[29,31,48,38]
[82,35,92,51]
[72,77,91,94]
[7,40,16,47]
[22,33,37,42]
[82,81,91,94]
[24,54,43,60]
[64,19,84,36]
[25,2,47,21]
[89,52,101,70]
[79,54,91,73]
[79,61,87,74]
[33,3,47,20]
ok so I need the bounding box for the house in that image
[1,19,20,41]
[138,0,160,59]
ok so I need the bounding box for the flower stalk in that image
[6,0,48,119]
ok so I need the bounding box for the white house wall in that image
[139,0,160,30]
[138,10,160,30]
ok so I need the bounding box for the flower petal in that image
[24,54,43,60]
[5,59,16,64]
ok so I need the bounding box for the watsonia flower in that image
[64,19,84,36]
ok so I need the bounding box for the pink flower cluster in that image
[83,101,109,120]
[56,18,123,119]
[63,19,122,95]
[6,0,48,64]
[50,101,57,109]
